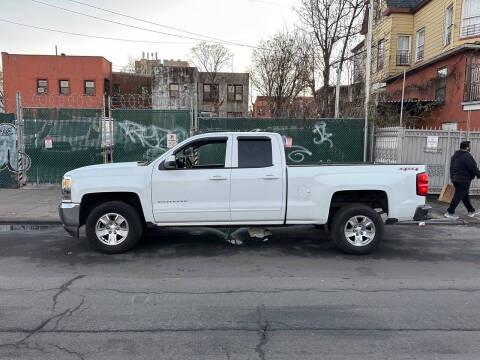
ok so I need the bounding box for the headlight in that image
[62,176,72,201]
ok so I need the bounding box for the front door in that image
[151,136,232,224]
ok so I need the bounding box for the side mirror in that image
[164,155,176,169]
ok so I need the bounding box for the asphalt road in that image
[1,224,480,359]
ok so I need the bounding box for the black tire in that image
[331,203,384,255]
[85,201,143,254]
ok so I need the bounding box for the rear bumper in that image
[59,202,80,238]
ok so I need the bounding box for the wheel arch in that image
[79,192,146,227]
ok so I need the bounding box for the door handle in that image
[209,175,227,180]
[263,174,280,180]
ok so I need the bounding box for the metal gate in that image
[375,127,480,194]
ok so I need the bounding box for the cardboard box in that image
[438,184,455,203]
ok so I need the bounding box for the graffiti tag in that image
[313,121,334,148]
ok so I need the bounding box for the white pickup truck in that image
[59,132,430,254]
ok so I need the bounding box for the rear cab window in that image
[237,138,273,168]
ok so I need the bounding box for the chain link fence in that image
[112,109,191,163]
[23,108,104,184]
[1,91,372,187]
[198,117,367,164]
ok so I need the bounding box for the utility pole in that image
[363,0,374,162]
[400,69,406,127]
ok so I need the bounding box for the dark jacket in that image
[450,150,480,183]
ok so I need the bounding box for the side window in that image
[238,138,272,168]
[174,140,227,169]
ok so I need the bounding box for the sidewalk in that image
[0,186,480,225]
[0,185,61,223]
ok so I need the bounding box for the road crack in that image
[52,275,86,312]
[51,343,86,360]
[255,305,268,360]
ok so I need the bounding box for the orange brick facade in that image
[386,51,480,130]
[2,52,112,113]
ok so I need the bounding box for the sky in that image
[0,0,303,73]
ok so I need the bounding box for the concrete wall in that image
[152,65,249,117]
[198,72,249,117]
[1,52,111,112]
[151,65,198,111]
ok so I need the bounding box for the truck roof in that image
[193,132,280,137]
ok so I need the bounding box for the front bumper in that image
[59,202,80,239]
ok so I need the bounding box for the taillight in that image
[416,172,428,196]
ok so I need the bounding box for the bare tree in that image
[121,55,136,73]
[297,0,364,117]
[334,0,366,117]
[250,30,310,117]
[190,42,233,114]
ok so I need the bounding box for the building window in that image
[377,40,384,70]
[203,84,219,102]
[415,28,425,62]
[169,83,179,98]
[59,80,69,95]
[37,79,48,94]
[113,84,120,96]
[84,80,95,96]
[397,35,411,65]
[461,0,480,37]
[228,85,243,102]
[141,85,149,100]
[376,0,383,20]
[445,4,454,45]
[435,66,448,105]
[353,51,364,83]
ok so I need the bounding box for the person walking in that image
[445,141,480,219]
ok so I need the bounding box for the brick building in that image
[1,52,112,113]
[354,0,480,129]
[111,72,152,109]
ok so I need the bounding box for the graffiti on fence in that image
[287,146,313,163]
[313,121,334,148]
[0,123,31,174]
[117,120,187,160]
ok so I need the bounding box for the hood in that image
[65,162,147,177]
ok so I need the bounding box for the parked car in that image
[59,132,430,254]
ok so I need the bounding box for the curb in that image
[0,217,61,225]
[394,219,468,226]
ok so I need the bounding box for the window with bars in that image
[461,0,480,37]
[445,4,454,45]
[435,66,448,105]
[113,84,120,96]
[37,79,48,94]
[377,40,385,70]
[397,35,411,65]
[84,80,95,96]
[227,85,243,102]
[141,85,149,100]
[203,84,219,102]
[59,80,69,95]
[416,29,425,62]
[169,83,179,98]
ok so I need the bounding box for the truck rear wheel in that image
[85,201,143,254]
[331,204,384,255]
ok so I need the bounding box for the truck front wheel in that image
[331,204,384,255]
[85,201,143,254]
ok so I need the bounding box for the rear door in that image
[230,135,285,223]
